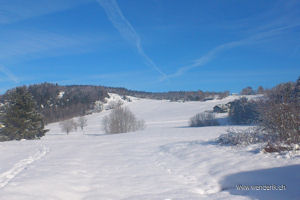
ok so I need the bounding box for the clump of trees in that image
[260,79,300,145]
[59,116,88,134]
[228,97,260,125]
[217,76,300,150]
[240,86,265,95]
[102,107,145,134]
[240,86,255,95]
[106,86,229,101]
[0,83,109,124]
[105,100,123,110]
[0,87,48,141]
[27,83,108,123]
[0,83,230,124]
[189,112,219,127]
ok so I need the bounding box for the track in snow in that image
[0,145,49,189]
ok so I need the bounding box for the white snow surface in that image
[0,95,299,200]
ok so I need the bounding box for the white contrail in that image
[163,22,300,80]
[0,65,19,83]
[162,40,247,80]
[97,0,166,78]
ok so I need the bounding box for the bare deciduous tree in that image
[78,116,88,130]
[102,107,145,134]
[59,119,77,134]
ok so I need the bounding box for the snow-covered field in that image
[0,95,299,200]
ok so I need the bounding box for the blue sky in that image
[0,0,299,93]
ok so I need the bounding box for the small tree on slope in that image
[78,116,87,130]
[0,87,48,140]
[59,119,77,134]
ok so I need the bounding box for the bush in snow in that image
[59,119,78,134]
[215,127,272,146]
[102,107,145,134]
[189,112,219,127]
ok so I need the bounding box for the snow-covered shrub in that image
[59,119,78,134]
[215,127,271,146]
[102,107,145,134]
[189,112,219,127]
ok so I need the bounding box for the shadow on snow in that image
[220,164,300,200]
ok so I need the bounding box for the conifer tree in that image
[1,86,48,140]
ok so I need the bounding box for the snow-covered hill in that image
[0,95,299,200]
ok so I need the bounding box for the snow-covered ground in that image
[0,95,299,200]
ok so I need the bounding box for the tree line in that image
[1,83,108,123]
[2,78,298,143]
[0,83,230,124]
[106,87,230,101]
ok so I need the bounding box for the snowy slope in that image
[0,95,299,200]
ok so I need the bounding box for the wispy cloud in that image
[0,0,93,24]
[97,0,166,78]
[164,10,300,80]
[0,65,19,83]
[0,30,105,62]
